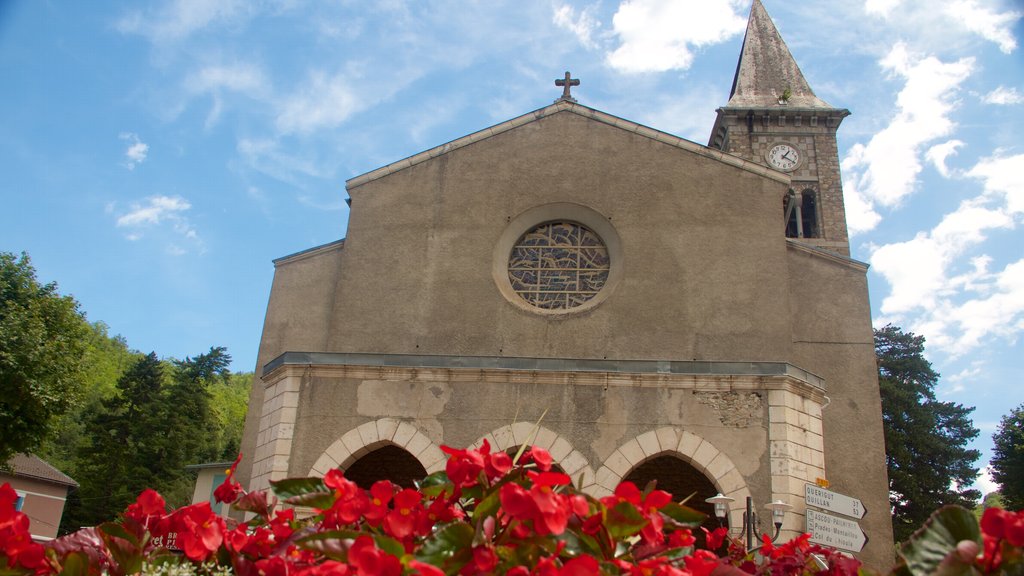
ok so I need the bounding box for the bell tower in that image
[709,0,851,255]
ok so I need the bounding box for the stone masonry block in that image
[405,432,432,457]
[325,442,351,468]
[560,450,588,476]
[705,452,735,481]
[677,432,702,458]
[604,450,633,477]
[493,425,515,451]
[692,441,721,473]
[718,468,745,495]
[767,390,787,407]
[393,421,418,449]
[311,454,335,476]
[549,437,573,461]
[574,466,595,489]
[376,418,399,442]
[341,429,367,458]
[636,430,660,458]
[534,427,558,450]
[655,427,679,452]
[419,445,445,471]
[511,421,536,446]
[619,439,645,465]
[594,466,620,491]
[357,421,380,447]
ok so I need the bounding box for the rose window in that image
[507,221,610,310]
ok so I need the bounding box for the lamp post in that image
[704,493,793,552]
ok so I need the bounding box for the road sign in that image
[806,509,867,553]
[805,484,866,519]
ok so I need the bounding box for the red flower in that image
[214,453,245,504]
[170,502,226,562]
[684,549,720,576]
[441,443,487,487]
[558,555,600,575]
[365,480,394,526]
[523,447,553,472]
[408,560,445,576]
[348,535,402,576]
[467,546,498,574]
[124,488,166,527]
[703,526,729,551]
[485,450,513,480]
[383,488,422,539]
[322,469,367,527]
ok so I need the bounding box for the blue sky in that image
[1,0,1021,495]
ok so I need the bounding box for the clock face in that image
[767,143,800,171]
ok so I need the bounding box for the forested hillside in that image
[1,252,251,533]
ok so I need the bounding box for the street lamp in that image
[704,493,792,551]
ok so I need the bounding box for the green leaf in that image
[271,477,336,509]
[271,476,327,498]
[472,486,502,521]
[898,505,981,576]
[96,520,140,545]
[56,552,90,576]
[415,522,475,571]
[372,534,406,558]
[297,530,363,561]
[417,471,453,498]
[605,501,648,540]
[660,502,706,527]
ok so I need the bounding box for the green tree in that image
[0,252,90,466]
[65,352,165,529]
[991,404,1024,510]
[876,324,981,542]
[36,321,137,475]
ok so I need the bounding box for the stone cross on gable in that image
[555,71,580,103]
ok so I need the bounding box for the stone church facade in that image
[237,0,894,566]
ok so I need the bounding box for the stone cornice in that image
[261,352,826,401]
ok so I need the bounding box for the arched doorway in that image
[623,454,724,541]
[343,445,428,489]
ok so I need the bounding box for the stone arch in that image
[473,423,595,488]
[308,418,445,478]
[593,427,752,529]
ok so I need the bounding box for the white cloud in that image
[553,4,600,50]
[864,0,903,17]
[967,152,1024,215]
[606,0,746,73]
[186,63,266,94]
[870,152,1024,356]
[119,132,149,170]
[945,0,1020,54]
[275,71,365,135]
[185,63,268,129]
[925,140,965,178]
[115,195,200,249]
[977,465,1000,497]
[942,362,983,395]
[983,85,1024,105]
[237,138,330,184]
[117,0,246,42]
[841,43,973,233]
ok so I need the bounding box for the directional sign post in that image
[806,509,867,553]
[805,484,866,519]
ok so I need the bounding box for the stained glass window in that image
[507,221,610,310]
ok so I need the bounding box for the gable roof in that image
[725,0,832,109]
[4,454,77,487]
[345,99,791,191]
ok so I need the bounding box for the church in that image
[237,0,894,566]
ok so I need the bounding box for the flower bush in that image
[0,442,1019,575]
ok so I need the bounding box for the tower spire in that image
[726,0,830,109]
